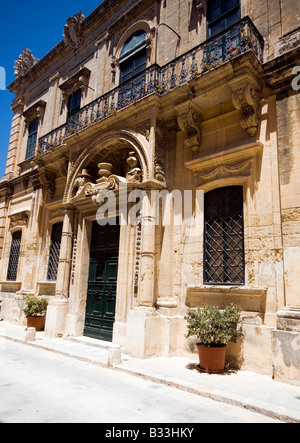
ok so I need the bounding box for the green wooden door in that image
[84,222,120,341]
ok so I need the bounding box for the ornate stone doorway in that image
[84,221,120,341]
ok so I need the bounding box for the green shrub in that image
[23,296,48,318]
[185,304,244,348]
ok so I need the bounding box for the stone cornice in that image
[8,0,154,93]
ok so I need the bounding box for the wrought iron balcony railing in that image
[38,16,264,155]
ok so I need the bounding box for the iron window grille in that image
[47,222,63,281]
[204,186,245,285]
[7,231,22,281]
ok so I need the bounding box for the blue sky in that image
[0,0,104,178]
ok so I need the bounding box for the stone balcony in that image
[37,16,264,157]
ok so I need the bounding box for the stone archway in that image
[60,129,153,341]
[63,129,151,207]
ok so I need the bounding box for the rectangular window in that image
[67,89,82,120]
[47,222,63,281]
[204,186,245,285]
[207,0,241,38]
[7,231,22,281]
[26,118,39,159]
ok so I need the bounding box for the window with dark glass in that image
[67,88,82,120]
[47,222,63,281]
[26,118,39,159]
[118,30,147,107]
[207,0,241,38]
[204,186,245,285]
[7,231,22,281]
[119,30,147,84]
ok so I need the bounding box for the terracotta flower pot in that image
[26,316,46,332]
[196,344,227,373]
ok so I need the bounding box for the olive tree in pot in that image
[23,296,49,331]
[185,304,244,373]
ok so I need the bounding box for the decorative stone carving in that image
[70,150,145,206]
[71,163,123,205]
[59,67,91,104]
[195,160,253,187]
[155,120,167,184]
[195,0,205,15]
[232,83,260,137]
[63,12,85,51]
[135,120,150,141]
[23,100,46,127]
[177,106,202,154]
[73,169,93,197]
[39,170,56,198]
[14,49,36,77]
[9,211,30,229]
[126,152,142,183]
[186,141,263,191]
[0,187,13,200]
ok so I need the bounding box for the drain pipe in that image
[155,23,181,65]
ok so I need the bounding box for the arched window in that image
[204,186,245,285]
[119,30,147,85]
[118,30,148,108]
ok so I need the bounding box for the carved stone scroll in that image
[177,106,202,154]
[232,83,260,137]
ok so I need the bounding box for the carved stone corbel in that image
[0,186,13,201]
[231,83,260,137]
[59,159,69,177]
[195,0,206,16]
[177,104,202,154]
[39,170,56,198]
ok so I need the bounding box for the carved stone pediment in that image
[185,141,263,190]
[9,211,30,229]
[23,100,46,126]
[59,67,91,103]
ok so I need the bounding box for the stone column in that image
[137,191,157,309]
[45,206,75,338]
[126,190,163,358]
[55,206,75,299]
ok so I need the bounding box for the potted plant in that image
[185,304,244,373]
[23,296,49,331]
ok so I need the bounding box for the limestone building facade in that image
[0,0,299,385]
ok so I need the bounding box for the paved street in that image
[0,338,282,424]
